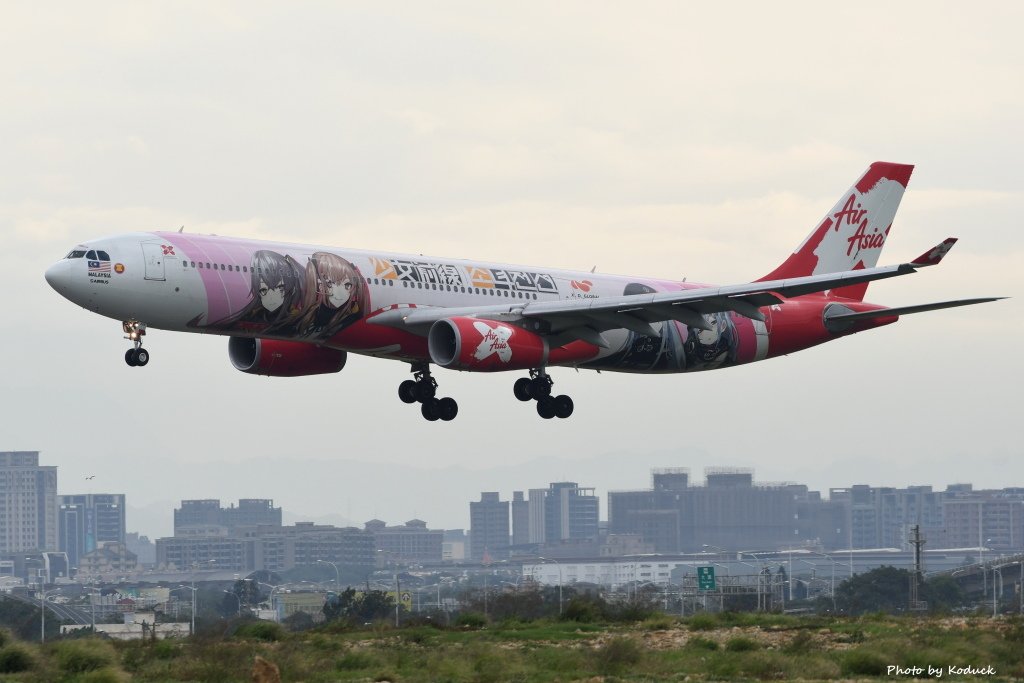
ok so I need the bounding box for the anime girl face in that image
[259,279,287,312]
[299,252,368,338]
[251,250,303,317]
[325,274,353,308]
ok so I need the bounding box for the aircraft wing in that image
[368,239,957,348]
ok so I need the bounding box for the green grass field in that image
[0,613,1021,682]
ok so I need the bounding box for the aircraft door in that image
[141,242,167,281]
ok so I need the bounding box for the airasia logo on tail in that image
[473,322,513,363]
[833,194,887,256]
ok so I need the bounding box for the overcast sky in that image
[2,3,1020,539]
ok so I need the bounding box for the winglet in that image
[911,238,957,267]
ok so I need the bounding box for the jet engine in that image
[228,337,347,377]
[428,317,599,371]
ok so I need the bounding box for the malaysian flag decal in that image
[88,259,111,275]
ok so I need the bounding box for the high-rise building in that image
[610,467,846,553]
[469,492,509,561]
[544,482,599,542]
[58,494,126,567]
[173,499,281,534]
[528,488,547,543]
[155,522,374,573]
[511,491,530,546]
[0,451,58,553]
[366,519,444,564]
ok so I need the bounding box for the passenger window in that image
[206,263,211,269]
[198,262,203,269]
[243,266,247,273]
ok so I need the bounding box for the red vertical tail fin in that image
[757,162,914,301]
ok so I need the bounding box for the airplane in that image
[45,162,1002,422]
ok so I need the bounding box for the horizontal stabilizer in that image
[826,297,1006,323]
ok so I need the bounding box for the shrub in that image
[841,649,888,676]
[0,644,35,673]
[687,614,717,631]
[336,651,378,671]
[783,629,814,654]
[562,596,602,623]
[687,636,719,650]
[595,637,642,675]
[77,668,128,683]
[456,612,487,628]
[0,629,10,649]
[54,641,115,673]
[235,621,285,641]
[725,636,760,652]
[152,639,181,660]
[642,615,676,631]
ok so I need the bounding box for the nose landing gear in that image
[514,369,574,419]
[398,363,459,421]
[123,320,150,367]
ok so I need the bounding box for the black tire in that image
[438,397,459,421]
[530,377,551,399]
[421,398,440,421]
[513,377,532,401]
[135,348,150,366]
[536,396,556,419]
[415,381,437,403]
[125,349,137,367]
[398,380,418,404]
[553,394,574,419]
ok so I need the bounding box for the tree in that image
[831,566,908,614]
[322,588,395,625]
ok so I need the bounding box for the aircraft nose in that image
[45,261,71,293]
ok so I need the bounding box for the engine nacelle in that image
[228,337,347,377]
[428,318,544,371]
[428,317,599,371]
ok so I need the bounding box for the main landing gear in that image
[398,363,458,422]
[514,369,574,419]
[123,320,150,367]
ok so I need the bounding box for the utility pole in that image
[909,524,927,612]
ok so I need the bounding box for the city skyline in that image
[8,450,1023,550]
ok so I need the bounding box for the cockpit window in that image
[86,250,97,260]
[65,250,87,259]
[97,250,110,261]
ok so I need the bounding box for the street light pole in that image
[538,557,562,616]
[40,588,61,643]
[317,560,340,591]
[223,590,241,618]
[174,585,198,635]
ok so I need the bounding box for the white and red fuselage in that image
[44,162,999,419]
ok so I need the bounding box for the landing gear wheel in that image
[537,396,556,419]
[530,378,551,399]
[437,397,459,421]
[421,399,441,421]
[415,381,437,403]
[398,380,418,404]
[553,395,574,419]
[513,377,532,402]
[125,349,138,367]
[134,348,150,367]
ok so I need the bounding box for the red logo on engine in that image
[161,245,176,255]
[570,280,593,292]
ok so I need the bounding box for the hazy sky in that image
[2,3,1020,539]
